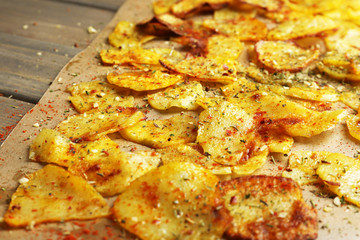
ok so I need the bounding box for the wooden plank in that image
[0,0,115,47]
[0,97,34,146]
[53,0,125,11]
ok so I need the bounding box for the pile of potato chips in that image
[4,0,360,239]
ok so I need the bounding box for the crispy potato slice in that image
[206,35,245,60]
[340,89,360,110]
[120,113,198,148]
[317,62,360,81]
[214,7,256,20]
[108,21,155,49]
[148,81,205,110]
[171,0,231,18]
[282,151,332,185]
[107,69,185,91]
[69,149,160,197]
[346,114,360,141]
[317,153,360,207]
[157,144,232,175]
[325,23,360,51]
[220,176,317,240]
[237,0,282,11]
[231,150,268,176]
[267,16,338,40]
[286,0,342,14]
[152,0,177,15]
[55,107,144,141]
[4,165,110,227]
[67,81,134,113]
[203,17,267,41]
[113,162,231,240]
[255,41,320,72]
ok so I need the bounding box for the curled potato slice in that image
[113,162,232,240]
[255,40,320,72]
[346,114,360,141]
[171,0,231,18]
[317,62,360,82]
[4,165,110,227]
[152,0,177,15]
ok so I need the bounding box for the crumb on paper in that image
[18,177,29,184]
[32,123,40,127]
[87,26,97,34]
[22,24,29,30]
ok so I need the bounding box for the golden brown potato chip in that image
[317,62,360,81]
[67,81,134,113]
[231,150,269,176]
[147,81,205,110]
[113,162,232,240]
[282,151,332,185]
[325,23,360,51]
[317,153,360,207]
[107,69,185,91]
[255,40,320,72]
[220,176,318,240]
[157,143,232,175]
[152,0,177,15]
[206,35,245,60]
[4,165,110,227]
[340,88,360,110]
[108,21,155,49]
[346,114,360,141]
[214,7,256,20]
[237,0,282,12]
[120,113,198,148]
[55,107,144,142]
[171,0,231,18]
[267,16,338,40]
[203,17,268,41]
[286,0,342,14]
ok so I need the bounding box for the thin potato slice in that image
[120,113,198,148]
[67,81,134,113]
[346,114,360,141]
[267,16,338,40]
[107,70,185,91]
[317,153,360,207]
[113,162,231,240]
[4,165,110,227]
[157,144,232,175]
[148,81,205,110]
[152,0,177,15]
[220,176,318,240]
[340,89,360,110]
[206,35,245,60]
[108,21,154,49]
[282,151,332,185]
[325,23,360,51]
[171,0,231,18]
[55,107,144,141]
[231,150,268,176]
[317,62,360,81]
[255,41,320,72]
[238,0,282,11]
[203,17,268,41]
[214,7,256,20]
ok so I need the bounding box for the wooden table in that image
[0,0,125,145]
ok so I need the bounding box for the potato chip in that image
[231,150,269,176]
[171,0,231,18]
[255,40,320,72]
[282,151,332,185]
[220,176,317,240]
[346,114,360,141]
[317,153,360,207]
[107,69,185,91]
[203,17,268,41]
[67,81,134,113]
[157,144,232,175]
[317,62,360,81]
[148,81,205,110]
[55,107,144,142]
[267,16,338,40]
[238,0,282,12]
[152,0,177,15]
[286,0,342,14]
[4,165,110,227]
[120,113,198,148]
[206,35,245,60]
[339,86,360,110]
[325,24,360,51]
[113,162,231,240]
[214,7,256,20]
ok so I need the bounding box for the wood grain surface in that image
[0,0,125,145]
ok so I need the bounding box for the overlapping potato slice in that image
[171,0,231,18]
[340,88,360,110]
[317,153,360,207]
[157,144,232,175]
[255,40,320,72]
[238,0,283,12]
[346,114,360,141]
[325,23,360,51]
[4,165,110,227]
[317,62,360,81]
[152,0,177,15]
[231,150,269,176]
[206,35,245,60]
[107,69,185,91]
[108,21,155,49]
[286,0,342,14]
[148,81,205,110]
[113,162,231,240]
[267,16,338,40]
[120,113,198,148]
[55,107,144,141]
[282,151,332,185]
[220,176,318,240]
[203,17,268,41]
[214,7,256,20]
[67,81,134,113]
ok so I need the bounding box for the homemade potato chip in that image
[171,0,231,18]
[4,165,110,227]
[55,107,144,141]
[203,17,268,41]
[67,81,134,113]
[120,113,198,148]
[282,151,332,185]
[325,23,360,51]
[255,40,320,72]
[238,0,282,12]
[220,176,317,240]
[157,143,232,175]
[107,69,185,91]
[317,62,360,81]
[340,89,360,110]
[317,153,360,207]
[267,16,338,40]
[206,35,245,60]
[286,0,342,14]
[113,162,231,240]
[346,114,360,141]
[108,21,154,49]
[152,0,177,15]
[214,7,256,20]
[148,81,205,110]
[231,150,268,176]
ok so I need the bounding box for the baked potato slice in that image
[206,35,245,60]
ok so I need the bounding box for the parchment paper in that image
[0,0,359,239]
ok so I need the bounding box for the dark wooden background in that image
[0,0,126,145]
